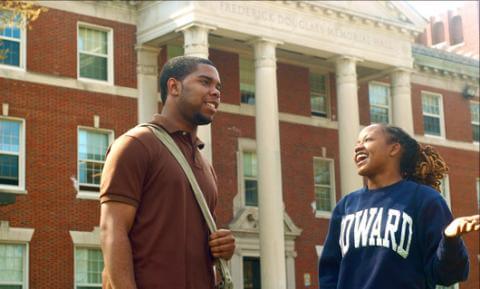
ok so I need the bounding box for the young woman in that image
[319,124,479,289]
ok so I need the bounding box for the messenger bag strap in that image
[138,123,234,289]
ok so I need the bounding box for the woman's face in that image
[353,124,398,177]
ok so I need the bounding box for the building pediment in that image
[229,207,302,239]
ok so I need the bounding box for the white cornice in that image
[415,135,479,152]
[0,68,138,98]
[37,1,137,25]
[0,221,34,242]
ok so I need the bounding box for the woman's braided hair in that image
[381,125,448,191]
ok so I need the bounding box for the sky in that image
[406,1,469,18]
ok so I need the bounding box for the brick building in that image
[415,1,479,59]
[0,1,478,289]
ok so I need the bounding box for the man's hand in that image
[444,214,480,238]
[209,229,236,260]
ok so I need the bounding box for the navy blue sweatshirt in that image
[319,180,469,289]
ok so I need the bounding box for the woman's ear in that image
[389,143,402,158]
[167,78,180,97]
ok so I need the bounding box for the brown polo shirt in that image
[100,114,217,289]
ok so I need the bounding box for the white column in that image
[178,23,216,163]
[391,68,414,135]
[230,249,243,289]
[286,253,296,289]
[252,38,287,289]
[136,45,160,124]
[335,56,363,195]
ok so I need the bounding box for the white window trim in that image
[439,175,451,208]
[470,101,479,144]
[76,126,114,200]
[421,91,445,139]
[315,245,324,261]
[476,178,480,211]
[313,157,336,219]
[0,221,34,289]
[235,138,258,210]
[70,227,102,289]
[77,22,114,85]
[0,9,27,71]
[0,116,26,194]
[310,71,330,118]
[368,81,391,124]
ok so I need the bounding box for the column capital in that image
[328,55,363,64]
[175,22,217,34]
[247,36,283,47]
[134,44,161,54]
[390,67,414,75]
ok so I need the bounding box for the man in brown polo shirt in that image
[99,56,235,289]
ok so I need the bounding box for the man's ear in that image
[389,143,402,157]
[167,78,180,97]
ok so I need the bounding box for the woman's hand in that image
[444,214,480,238]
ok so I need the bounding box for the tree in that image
[0,0,47,61]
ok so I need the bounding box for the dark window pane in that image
[245,180,258,206]
[241,91,255,104]
[424,116,441,136]
[0,154,18,185]
[315,187,332,211]
[243,257,261,289]
[0,40,20,66]
[370,107,389,124]
[79,53,107,81]
[473,124,479,142]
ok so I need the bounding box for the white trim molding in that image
[69,227,101,247]
[0,221,34,242]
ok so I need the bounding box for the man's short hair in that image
[159,56,216,103]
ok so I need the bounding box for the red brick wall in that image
[210,49,240,106]
[28,8,137,88]
[0,78,136,288]
[277,62,310,116]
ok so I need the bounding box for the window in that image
[449,16,464,45]
[78,24,113,82]
[243,257,261,289]
[0,10,24,68]
[243,151,258,206]
[0,243,27,289]
[422,92,444,137]
[432,22,445,45]
[470,102,479,142]
[436,284,459,289]
[0,118,25,192]
[75,247,104,289]
[439,175,451,208]
[314,158,335,215]
[369,83,391,124]
[310,72,328,117]
[240,57,255,104]
[78,128,112,193]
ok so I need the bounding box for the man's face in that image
[176,64,222,126]
[353,124,397,177]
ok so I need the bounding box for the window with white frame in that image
[310,72,328,117]
[75,247,103,289]
[314,158,335,214]
[0,10,25,68]
[470,102,479,142]
[243,151,258,206]
[78,24,113,82]
[243,256,261,289]
[0,118,25,191]
[422,92,444,137]
[78,128,112,193]
[439,175,451,208]
[369,83,391,124]
[0,242,27,289]
[240,57,255,105]
[436,284,459,289]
